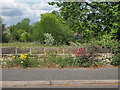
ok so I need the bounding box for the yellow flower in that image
[13,56,16,58]
[20,54,25,59]
[24,56,27,58]
[24,54,27,56]
[20,54,24,58]
[21,61,23,63]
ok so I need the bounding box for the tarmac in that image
[1,68,120,88]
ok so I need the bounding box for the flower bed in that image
[1,47,119,69]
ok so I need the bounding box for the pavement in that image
[1,68,120,88]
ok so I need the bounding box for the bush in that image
[40,13,74,45]
[2,33,11,43]
[110,53,120,66]
[91,60,104,67]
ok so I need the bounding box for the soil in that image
[1,64,119,69]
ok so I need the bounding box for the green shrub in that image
[40,13,74,45]
[6,55,20,68]
[82,62,90,67]
[20,33,31,42]
[110,53,120,66]
[57,55,75,67]
[2,33,11,43]
[91,60,104,67]
[75,56,90,67]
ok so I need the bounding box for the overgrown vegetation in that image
[1,2,120,67]
[1,47,118,68]
[1,52,106,68]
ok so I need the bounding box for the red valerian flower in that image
[77,51,80,54]
[74,47,86,58]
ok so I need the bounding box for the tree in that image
[9,18,33,42]
[48,2,120,40]
[32,22,44,44]
[0,17,12,43]
[20,18,31,32]
[39,13,74,45]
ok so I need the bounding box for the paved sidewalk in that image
[2,80,119,88]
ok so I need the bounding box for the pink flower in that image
[77,51,80,54]
[74,48,85,58]
[80,47,82,50]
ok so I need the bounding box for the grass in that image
[2,42,92,48]
[2,42,61,47]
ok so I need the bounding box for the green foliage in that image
[82,62,90,67]
[20,32,31,42]
[75,56,90,67]
[9,18,33,42]
[49,2,120,40]
[57,55,76,67]
[110,53,120,66]
[6,53,40,68]
[2,24,12,43]
[110,42,120,66]
[90,38,119,54]
[39,13,74,45]
[2,33,11,43]
[32,24,45,44]
[3,51,119,68]
[0,17,2,24]
[92,60,104,67]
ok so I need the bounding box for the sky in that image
[0,0,60,26]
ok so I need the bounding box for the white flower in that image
[44,33,55,45]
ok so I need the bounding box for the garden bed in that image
[1,42,120,69]
[1,51,119,69]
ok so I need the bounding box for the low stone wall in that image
[1,47,113,61]
[1,47,77,55]
[0,47,115,65]
[1,46,112,55]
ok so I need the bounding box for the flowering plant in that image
[6,53,39,68]
[74,47,86,58]
[74,47,90,67]
[13,53,31,68]
[44,33,55,45]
